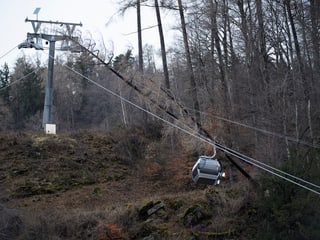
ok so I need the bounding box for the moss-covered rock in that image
[183,204,211,228]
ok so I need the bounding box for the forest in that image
[1,0,320,239]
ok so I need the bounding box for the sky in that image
[0,0,177,69]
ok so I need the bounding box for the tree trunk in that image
[155,0,170,89]
[284,0,309,100]
[310,0,320,80]
[209,0,216,103]
[137,0,143,73]
[177,0,200,122]
[222,0,233,111]
[237,0,258,142]
[309,0,320,108]
[256,0,268,84]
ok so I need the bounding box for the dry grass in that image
[0,129,258,239]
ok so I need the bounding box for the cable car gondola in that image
[192,146,225,185]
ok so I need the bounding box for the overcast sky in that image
[0,0,176,69]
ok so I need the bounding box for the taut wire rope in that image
[62,62,320,196]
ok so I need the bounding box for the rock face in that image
[0,204,24,240]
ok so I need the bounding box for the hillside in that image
[0,128,257,240]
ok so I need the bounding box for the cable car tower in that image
[18,8,82,131]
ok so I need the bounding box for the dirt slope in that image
[0,129,257,239]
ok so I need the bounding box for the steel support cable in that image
[64,64,206,142]
[21,30,317,192]
[58,40,320,154]
[71,40,196,123]
[0,69,38,92]
[61,45,207,145]
[186,106,320,149]
[46,48,201,146]
[64,63,320,196]
[182,109,320,190]
[184,126,320,192]
[178,125,320,195]
[60,41,320,195]
[213,141,320,191]
[123,24,159,36]
[0,44,19,61]
[165,101,320,190]
[74,39,198,135]
[214,143,320,196]
[78,43,180,120]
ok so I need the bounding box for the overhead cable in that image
[216,142,320,195]
[0,69,38,92]
[43,40,320,196]
[0,44,18,61]
[63,63,320,196]
[214,142,320,192]
[45,42,320,196]
[186,107,320,149]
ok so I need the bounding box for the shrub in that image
[255,149,320,240]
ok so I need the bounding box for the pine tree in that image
[0,63,10,104]
[10,57,44,129]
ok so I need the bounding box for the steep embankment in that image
[0,129,257,239]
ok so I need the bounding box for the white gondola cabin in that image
[192,157,224,185]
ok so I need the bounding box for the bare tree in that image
[284,0,308,100]
[137,0,144,73]
[155,0,170,89]
[118,0,144,73]
[177,0,200,122]
[310,0,320,82]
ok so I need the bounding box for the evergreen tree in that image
[112,50,135,72]
[10,57,44,129]
[0,63,10,104]
[256,149,320,240]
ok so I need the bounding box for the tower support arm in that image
[25,18,82,27]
